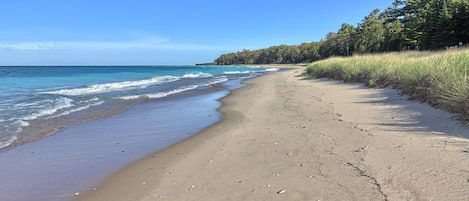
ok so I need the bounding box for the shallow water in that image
[0,65,277,149]
[0,84,237,201]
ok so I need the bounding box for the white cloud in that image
[0,37,225,52]
[0,41,56,50]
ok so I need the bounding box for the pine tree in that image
[449,0,469,46]
[354,9,385,53]
[382,0,405,51]
[401,0,427,49]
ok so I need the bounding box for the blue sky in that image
[0,0,394,65]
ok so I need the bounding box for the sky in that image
[0,0,395,65]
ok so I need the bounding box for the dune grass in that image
[304,49,469,123]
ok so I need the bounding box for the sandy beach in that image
[78,67,469,201]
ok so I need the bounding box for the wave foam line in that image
[40,76,179,96]
[119,85,199,100]
[182,72,213,78]
[120,77,229,100]
[0,135,17,149]
[224,68,280,75]
[22,97,74,121]
[48,100,105,119]
[264,68,280,72]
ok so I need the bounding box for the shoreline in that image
[0,78,248,201]
[0,65,273,152]
[78,67,469,200]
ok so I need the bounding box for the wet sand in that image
[0,89,228,201]
[78,67,469,201]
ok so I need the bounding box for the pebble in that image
[277,189,286,194]
[74,192,80,196]
[92,187,97,191]
[286,152,293,156]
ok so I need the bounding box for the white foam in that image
[119,77,229,100]
[13,100,50,110]
[49,100,105,119]
[182,72,213,78]
[87,97,100,102]
[15,119,30,127]
[210,77,229,85]
[119,86,199,100]
[146,86,199,99]
[40,76,179,96]
[0,135,17,149]
[22,97,74,121]
[264,68,280,72]
[225,68,279,75]
[224,70,253,74]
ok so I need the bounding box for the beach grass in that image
[304,49,469,123]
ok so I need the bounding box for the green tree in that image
[319,32,339,58]
[382,0,405,51]
[299,42,321,62]
[354,9,385,53]
[336,23,356,56]
[449,0,469,46]
[401,0,427,49]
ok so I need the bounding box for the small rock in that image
[286,152,293,156]
[275,174,280,177]
[142,182,146,185]
[299,164,304,167]
[92,187,97,191]
[209,160,213,163]
[74,192,80,196]
[266,184,271,187]
[277,189,286,194]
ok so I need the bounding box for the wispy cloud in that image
[0,41,56,51]
[0,37,225,51]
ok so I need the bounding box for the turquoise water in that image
[0,89,231,201]
[0,65,277,149]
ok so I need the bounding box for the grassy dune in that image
[304,49,469,123]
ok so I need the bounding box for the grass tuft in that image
[304,49,469,124]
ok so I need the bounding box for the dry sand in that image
[78,68,469,201]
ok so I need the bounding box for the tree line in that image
[214,0,469,65]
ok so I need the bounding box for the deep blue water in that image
[0,65,277,149]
